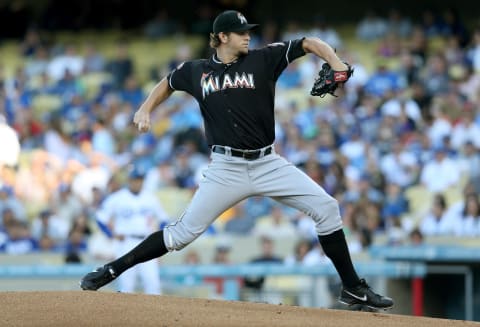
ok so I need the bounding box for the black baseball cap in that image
[213,10,258,34]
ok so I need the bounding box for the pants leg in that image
[251,154,362,288]
[163,153,254,251]
[250,154,342,235]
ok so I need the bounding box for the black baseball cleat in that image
[80,265,117,291]
[338,279,394,310]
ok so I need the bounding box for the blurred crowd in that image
[0,6,480,268]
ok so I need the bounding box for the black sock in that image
[318,229,360,288]
[108,230,168,276]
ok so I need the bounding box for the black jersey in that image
[167,38,306,150]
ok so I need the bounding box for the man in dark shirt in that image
[243,236,283,291]
[80,10,393,310]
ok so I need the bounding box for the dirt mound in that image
[1,291,478,327]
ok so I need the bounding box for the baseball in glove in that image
[310,62,354,97]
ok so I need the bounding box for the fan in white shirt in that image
[419,194,456,236]
[451,193,480,237]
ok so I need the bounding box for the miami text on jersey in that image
[201,72,255,99]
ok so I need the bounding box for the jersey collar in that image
[209,53,241,67]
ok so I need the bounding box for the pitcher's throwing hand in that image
[133,109,151,133]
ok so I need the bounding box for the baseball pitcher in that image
[81,10,393,310]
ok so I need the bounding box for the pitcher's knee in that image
[315,197,342,235]
[324,197,340,217]
[163,225,201,251]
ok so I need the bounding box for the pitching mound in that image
[1,291,478,327]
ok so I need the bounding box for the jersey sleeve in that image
[262,38,306,81]
[166,61,193,94]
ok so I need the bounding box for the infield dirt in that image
[1,291,479,326]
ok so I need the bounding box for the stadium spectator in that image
[91,118,116,157]
[204,241,242,298]
[24,45,50,78]
[451,103,480,150]
[451,193,480,236]
[420,146,461,193]
[47,44,84,82]
[384,7,412,38]
[363,63,405,98]
[243,197,274,221]
[83,43,106,73]
[65,212,92,262]
[469,26,480,73]
[70,153,112,205]
[166,45,193,71]
[119,76,144,108]
[382,182,409,224]
[31,209,69,251]
[224,202,256,235]
[419,193,455,236]
[284,238,333,307]
[20,28,45,58]
[106,41,134,90]
[458,141,480,191]
[339,126,368,174]
[175,249,203,286]
[408,228,424,245]
[422,53,451,96]
[252,205,297,239]
[308,15,343,50]
[425,102,453,148]
[376,32,402,58]
[243,236,284,303]
[142,157,176,192]
[420,8,445,38]
[355,9,387,41]
[51,183,82,225]
[379,140,419,188]
[0,185,26,223]
[143,9,178,39]
[277,61,302,90]
[0,219,38,254]
[440,7,469,48]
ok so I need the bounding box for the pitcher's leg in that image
[253,156,359,288]
[253,156,393,308]
[81,155,252,291]
[163,161,253,251]
[252,155,342,234]
[102,155,251,287]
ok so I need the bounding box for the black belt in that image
[212,145,273,160]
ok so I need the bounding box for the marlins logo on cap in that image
[212,10,259,34]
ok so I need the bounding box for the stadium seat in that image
[79,72,113,100]
[31,94,63,120]
[157,187,193,218]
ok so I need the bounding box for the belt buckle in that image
[243,151,257,160]
[242,151,255,160]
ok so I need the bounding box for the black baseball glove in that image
[310,62,354,97]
